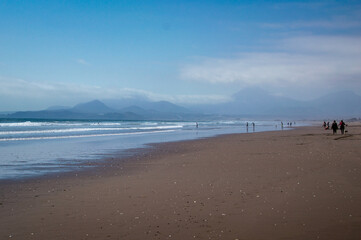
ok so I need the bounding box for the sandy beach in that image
[1,124,361,240]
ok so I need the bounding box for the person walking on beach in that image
[339,120,346,134]
[331,120,338,134]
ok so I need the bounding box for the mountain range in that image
[2,99,200,121]
[1,88,361,120]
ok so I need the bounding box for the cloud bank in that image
[181,36,361,99]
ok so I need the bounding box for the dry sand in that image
[1,124,361,240]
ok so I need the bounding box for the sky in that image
[1,0,361,111]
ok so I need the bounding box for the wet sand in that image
[1,124,361,239]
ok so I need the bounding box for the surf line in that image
[0,125,182,135]
[0,130,176,142]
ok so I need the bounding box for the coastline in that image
[1,124,361,239]
[0,119,289,181]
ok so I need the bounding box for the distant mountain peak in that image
[72,100,114,114]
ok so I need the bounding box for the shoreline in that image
[1,125,361,239]
[0,119,297,182]
[0,124,296,184]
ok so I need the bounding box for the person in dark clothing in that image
[339,120,346,134]
[331,120,338,134]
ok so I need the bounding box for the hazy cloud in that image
[181,35,361,98]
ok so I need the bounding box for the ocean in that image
[0,119,295,180]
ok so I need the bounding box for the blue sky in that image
[1,0,361,110]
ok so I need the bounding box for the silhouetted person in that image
[339,120,346,134]
[331,120,338,134]
[327,121,330,129]
[323,121,327,129]
[252,122,255,132]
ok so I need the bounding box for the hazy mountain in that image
[226,88,302,115]
[3,100,198,121]
[120,105,150,115]
[46,105,71,111]
[192,87,304,117]
[72,100,115,114]
[311,90,361,117]
[103,99,192,114]
[146,101,192,113]
[0,111,16,115]
[191,87,361,119]
[2,89,360,121]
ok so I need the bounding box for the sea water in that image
[0,119,297,180]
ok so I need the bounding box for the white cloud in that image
[180,35,361,98]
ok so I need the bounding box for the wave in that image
[89,122,122,126]
[0,121,84,127]
[0,130,175,141]
[0,121,127,127]
[0,125,183,135]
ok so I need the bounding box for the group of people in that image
[323,120,347,134]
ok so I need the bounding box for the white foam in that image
[0,125,183,135]
[89,122,122,126]
[0,130,175,141]
[0,121,83,127]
